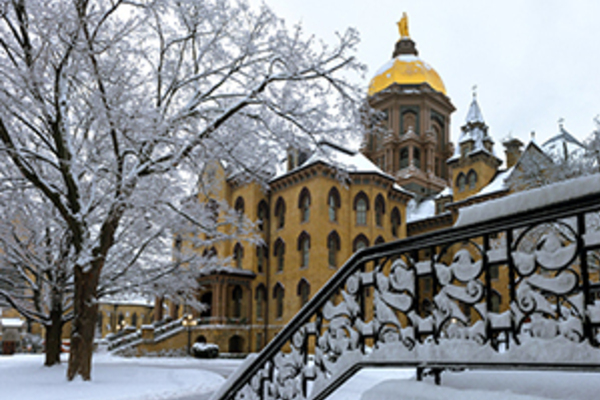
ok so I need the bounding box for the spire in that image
[465,87,485,124]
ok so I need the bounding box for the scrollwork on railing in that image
[218,192,600,400]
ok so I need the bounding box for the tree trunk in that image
[44,308,63,366]
[67,266,100,381]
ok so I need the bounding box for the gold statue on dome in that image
[397,12,409,38]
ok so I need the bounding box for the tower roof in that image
[465,95,485,124]
[542,120,586,160]
[368,15,446,96]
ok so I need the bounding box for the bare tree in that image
[0,0,364,380]
[0,183,73,366]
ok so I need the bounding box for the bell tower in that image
[447,91,502,202]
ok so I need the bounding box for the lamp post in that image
[182,314,197,356]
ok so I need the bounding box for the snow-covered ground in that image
[0,353,230,400]
[330,367,600,400]
[3,354,600,400]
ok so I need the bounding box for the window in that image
[233,243,244,269]
[354,192,369,225]
[257,200,269,231]
[375,194,386,227]
[467,169,477,190]
[131,313,137,328]
[353,234,369,252]
[298,231,310,268]
[399,147,409,169]
[457,173,466,192]
[273,283,285,319]
[232,286,243,318]
[234,197,245,227]
[256,332,263,352]
[275,197,286,229]
[274,239,285,272]
[298,188,311,223]
[297,279,311,308]
[256,245,267,273]
[328,187,341,222]
[255,285,266,320]
[375,236,385,245]
[413,147,421,169]
[391,207,401,237]
[200,292,212,318]
[327,231,341,268]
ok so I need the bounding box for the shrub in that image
[192,342,219,358]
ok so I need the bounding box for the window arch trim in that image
[353,191,370,210]
[353,234,370,252]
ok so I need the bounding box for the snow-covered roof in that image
[406,198,436,223]
[542,124,586,161]
[465,96,485,124]
[449,97,500,162]
[477,167,514,197]
[271,141,399,183]
[435,186,453,199]
[101,293,155,307]
[1,318,25,328]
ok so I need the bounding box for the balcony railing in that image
[213,176,600,400]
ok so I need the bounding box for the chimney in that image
[503,137,524,169]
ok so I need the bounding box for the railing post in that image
[506,228,518,345]
[483,234,492,347]
[577,213,593,344]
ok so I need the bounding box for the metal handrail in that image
[213,189,600,400]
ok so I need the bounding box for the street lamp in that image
[182,314,197,356]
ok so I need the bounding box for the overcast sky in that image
[261,0,600,158]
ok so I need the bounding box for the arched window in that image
[297,279,311,308]
[256,245,267,273]
[467,169,477,190]
[257,200,269,231]
[255,284,266,320]
[233,242,244,269]
[118,312,124,330]
[234,197,245,227]
[457,173,466,192]
[328,187,341,222]
[275,197,286,229]
[375,236,385,245]
[391,207,401,237]
[297,231,310,268]
[327,230,341,268]
[273,283,285,319]
[353,234,369,252]
[354,192,369,225]
[399,147,409,169]
[298,187,311,223]
[273,238,285,272]
[200,292,212,318]
[413,147,421,169]
[375,194,386,227]
[232,285,243,318]
[131,312,138,328]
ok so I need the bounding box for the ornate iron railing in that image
[213,183,600,400]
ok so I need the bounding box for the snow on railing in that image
[212,179,600,400]
[107,317,185,352]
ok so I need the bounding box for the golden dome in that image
[369,14,446,96]
[368,54,447,96]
